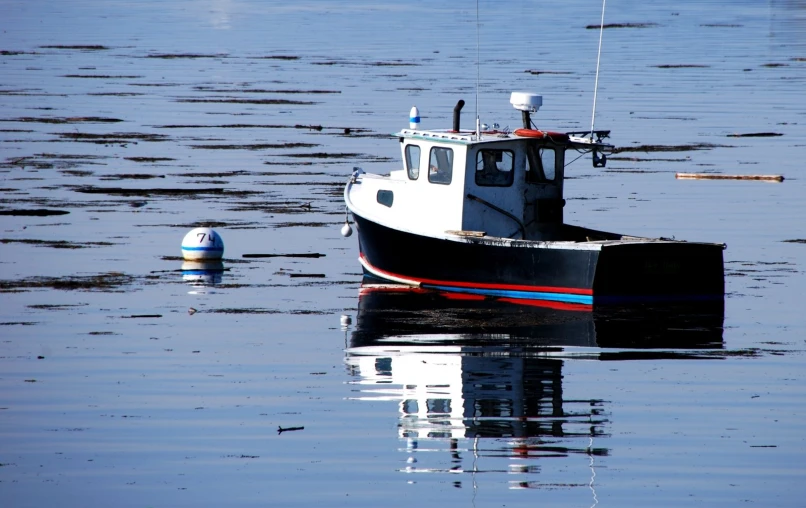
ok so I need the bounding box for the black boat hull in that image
[352,212,724,306]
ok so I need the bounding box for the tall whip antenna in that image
[590,0,607,137]
[475,0,481,139]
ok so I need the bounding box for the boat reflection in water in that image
[344,283,724,489]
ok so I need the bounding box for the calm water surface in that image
[1,1,805,506]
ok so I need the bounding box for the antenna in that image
[475,0,481,139]
[590,0,607,138]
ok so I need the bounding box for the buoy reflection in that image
[181,260,224,292]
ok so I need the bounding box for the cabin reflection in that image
[345,283,724,478]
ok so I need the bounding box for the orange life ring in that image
[514,128,569,142]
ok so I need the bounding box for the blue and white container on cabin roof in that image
[409,106,420,130]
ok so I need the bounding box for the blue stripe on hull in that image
[424,284,594,305]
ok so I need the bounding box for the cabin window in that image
[376,189,394,207]
[475,149,514,187]
[405,144,420,180]
[526,142,557,183]
[428,147,453,185]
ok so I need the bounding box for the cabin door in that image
[524,142,564,237]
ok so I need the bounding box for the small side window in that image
[405,144,420,180]
[541,147,556,181]
[526,142,556,183]
[376,190,394,207]
[475,149,514,187]
[428,147,453,185]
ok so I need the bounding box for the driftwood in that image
[242,253,325,258]
[278,426,304,434]
[675,173,784,182]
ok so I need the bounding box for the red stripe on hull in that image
[360,253,593,296]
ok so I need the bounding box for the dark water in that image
[1,1,805,506]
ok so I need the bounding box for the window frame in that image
[405,144,421,180]
[427,146,454,185]
[475,148,515,187]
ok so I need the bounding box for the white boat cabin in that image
[346,93,612,242]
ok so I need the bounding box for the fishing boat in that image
[342,92,725,306]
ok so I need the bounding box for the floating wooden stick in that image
[242,253,325,258]
[278,426,304,434]
[675,173,784,182]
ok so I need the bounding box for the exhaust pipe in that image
[453,100,465,132]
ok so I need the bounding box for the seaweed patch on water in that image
[40,45,110,50]
[149,220,260,229]
[4,116,123,124]
[56,132,169,143]
[193,86,340,95]
[653,64,710,69]
[613,143,727,153]
[71,186,261,198]
[524,70,573,75]
[3,153,109,170]
[252,55,300,60]
[28,303,88,310]
[782,239,806,244]
[99,173,166,181]
[0,272,135,292]
[189,142,319,150]
[276,152,374,159]
[312,60,418,67]
[60,170,95,177]
[63,74,142,79]
[146,53,227,59]
[727,132,783,138]
[207,308,282,315]
[125,157,176,163]
[272,221,341,229]
[0,209,70,217]
[609,156,689,162]
[176,98,318,105]
[0,238,114,249]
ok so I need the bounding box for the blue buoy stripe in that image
[182,246,224,251]
[410,116,420,122]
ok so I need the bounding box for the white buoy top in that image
[181,227,224,260]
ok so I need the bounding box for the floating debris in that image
[614,143,726,153]
[585,23,659,29]
[782,239,806,244]
[40,45,109,50]
[727,132,783,138]
[277,426,304,434]
[0,209,69,216]
[242,253,325,259]
[288,273,326,278]
[123,314,162,318]
[676,173,784,182]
